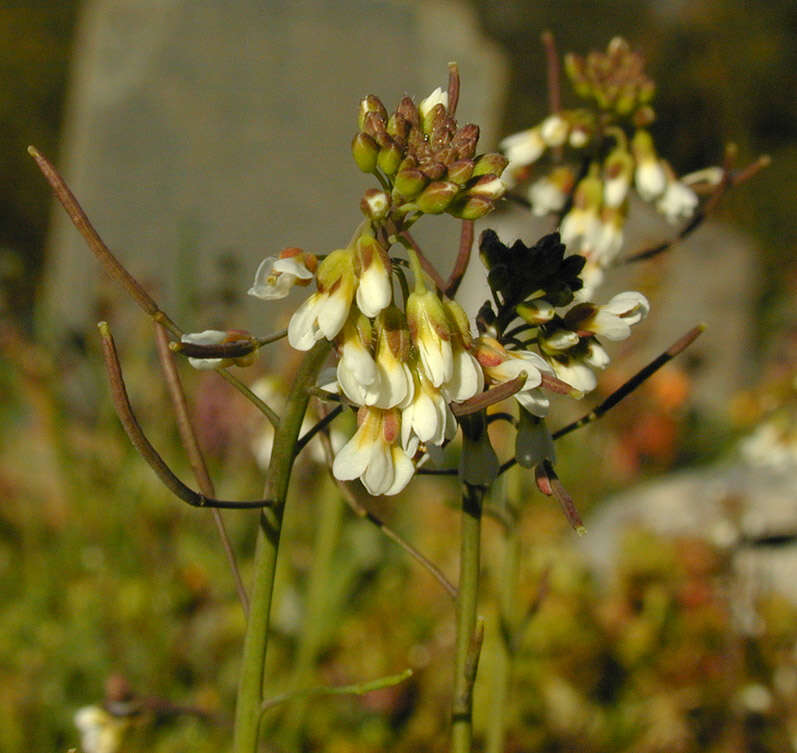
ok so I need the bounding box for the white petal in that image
[515,388,550,417]
[605,291,650,324]
[318,290,351,340]
[552,359,596,394]
[273,256,314,279]
[540,114,568,147]
[499,127,545,167]
[181,330,227,346]
[340,340,378,386]
[362,443,394,495]
[356,265,392,318]
[418,338,453,387]
[332,429,374,481]
[288,295,324,350]
[442,349,484,402]
[384,447,415,495]
[635,160,667,201]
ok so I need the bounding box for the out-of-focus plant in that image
[27,34,769,753]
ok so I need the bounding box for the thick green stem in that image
[233,340,331,753]
[452,483,483,753]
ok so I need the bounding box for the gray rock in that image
[39,0,508,342]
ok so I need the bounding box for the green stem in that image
[232,340,331,753]
[452,483,484,753]
[485,472,521,753]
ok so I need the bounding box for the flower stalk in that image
[233,339,331,753]
[452,481,484,753]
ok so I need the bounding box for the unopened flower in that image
[549,354,597,395]
[288,248,356,350]
[248,247,316,301]
[332,407,414,495]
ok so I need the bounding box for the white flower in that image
[474,336,553,416]
[593,208,625,265]
[402,373,457,452]
[288,249,356,350]
[635,158,667,201]
[248,252,314,301]
[354,234,392,318]
[540,114,569,147]
[371,316,414,409]
[180,330,258,370]
[407,289,453,388]
[500,127,546,183]
[560,206,602,253]
[337,336,379,405]
[570,291,649,341]
[656,179,698,224]
[332,407,415,495]
[632,129,667,201]
[442,347,484,403]
[529,174,568,216]
[583,340,610,369]
[74,706,125,753]
[550,357,596,395]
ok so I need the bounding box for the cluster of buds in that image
[499,37,722,296]
[352,88,508,222]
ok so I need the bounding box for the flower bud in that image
[377,141,403,177]
[351,131,380,173]
[415,180,460,214]
[467,174,506,201]
[358,94,387,131]
[472,152,509,179]
[448,195,493,220]
[446,159,475,186]
[451,123,480,160]
[393,168,429,200]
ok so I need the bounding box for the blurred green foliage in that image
[1,329,796,751]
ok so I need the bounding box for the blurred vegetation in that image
[1,1,796,751]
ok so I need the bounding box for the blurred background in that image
[1,1,795,751]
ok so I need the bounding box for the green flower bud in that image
[446,159,475,185]
[467,174,506,201]
[377,141,403,177]
[451,123,479,160]
[448,195,494,220]
[415,180,460,214]
[358,94,387,131]
[393,168,428,200]
[387,113,411,146]
[472,152,509,178]
[351,132,380,173]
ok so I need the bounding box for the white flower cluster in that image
[500,118,718,296]
[247,221,649,497]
